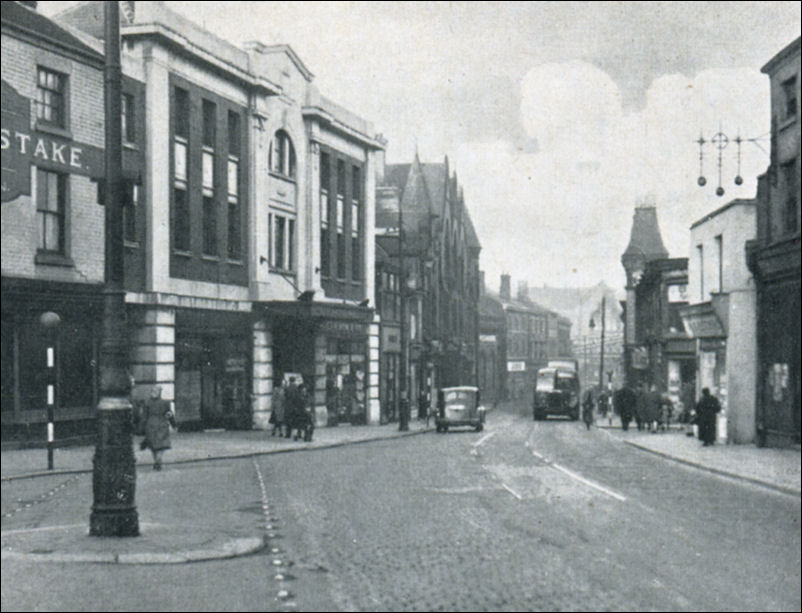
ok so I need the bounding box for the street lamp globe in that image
[39,311,61,329]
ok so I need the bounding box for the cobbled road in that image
[261,405,801,612]
[1,404,799,612]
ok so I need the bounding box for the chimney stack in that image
[500,274,511,301]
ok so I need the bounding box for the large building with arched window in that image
[16,1,387,438]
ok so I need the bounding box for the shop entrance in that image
[175,333,250,430]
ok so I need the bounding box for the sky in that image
[40,1,802,293]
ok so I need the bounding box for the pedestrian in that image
[284,376,300,439]
[614,386,636,431]
[645,384,662,433]
[634,383,646,431]
[140,385,174,471]
[695,387,721,446]
[270,377,286,437]
[582,389,594,430]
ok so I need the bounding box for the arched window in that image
[269,130,296,178]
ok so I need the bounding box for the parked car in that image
[533,366,580,421]
[435,386,486,433]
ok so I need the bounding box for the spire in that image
[621,204,669,279]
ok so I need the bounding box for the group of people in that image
[269,376,315,442]
[610,383,722,445]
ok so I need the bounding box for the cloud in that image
[455,61,770,293]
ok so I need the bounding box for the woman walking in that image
[141,385,174,470]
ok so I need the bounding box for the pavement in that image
[2,411,799,566]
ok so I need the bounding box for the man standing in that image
[614,386,637,431]
[696,387,722,446]
[140,385,174,470]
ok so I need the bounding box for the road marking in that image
[551,462,627,501]
[472,431,496,448]
[501,482,523,500]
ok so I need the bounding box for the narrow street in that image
[6,404,797,612]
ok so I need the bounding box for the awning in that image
[679,302,725,338]
[258,300,373,324]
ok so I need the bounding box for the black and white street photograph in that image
[1,1,800,611]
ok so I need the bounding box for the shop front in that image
[261,301,375,427]
[173,309,252,430]
[1,278,103,444]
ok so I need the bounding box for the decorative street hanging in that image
[696,124,769,197]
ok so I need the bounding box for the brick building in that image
[1,1,143,443]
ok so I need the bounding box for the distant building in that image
[478,273,505,405]
[484,275,572,403]
[376,154,481,419]
[747,36,801,447]
[682,198,757,443]
[621,205,695,404]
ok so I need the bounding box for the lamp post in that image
[89,0,139,537]
[397,199,409,431]
[589,295,606,394]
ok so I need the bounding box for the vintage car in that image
[435,386,486,433]
[533,366,580,421]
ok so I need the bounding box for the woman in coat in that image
[141,385,173,470]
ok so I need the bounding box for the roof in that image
[690,197,756,229]
[622,206,669,263]
[1,1,103,64]
[761,36,801,75]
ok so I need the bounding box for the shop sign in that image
[321,319,365,338]
[668,284,688,303]
[631,346,649,370]
[2,80,104,203]
[479,335,497,343]
[507,360,526,372]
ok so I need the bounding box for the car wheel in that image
[475,423,484,432]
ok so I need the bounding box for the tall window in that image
[172,86,190,252]
[781,159,798,234]
[123,182,139,244]
[201,100,217,256]
[36,67,66,128]
[714,235,723,293]
[320,152,330,277]
[351,165,361,280]
[36,169,66,253]
[782,76,797,121]
[269,130,296,178]
[269,213,295,272]
[227,111,242,260]
[336,160,346,278]
[697,244,704,300]
[121,92,135,144]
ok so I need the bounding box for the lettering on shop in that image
[2,79,104,203]
[1,129,86,168]
[321,320,365,337]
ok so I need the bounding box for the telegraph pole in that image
[598,296,606,393]
[90,0,139,537]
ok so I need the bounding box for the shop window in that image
[36,169,66,254]
[36,67,67,128]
